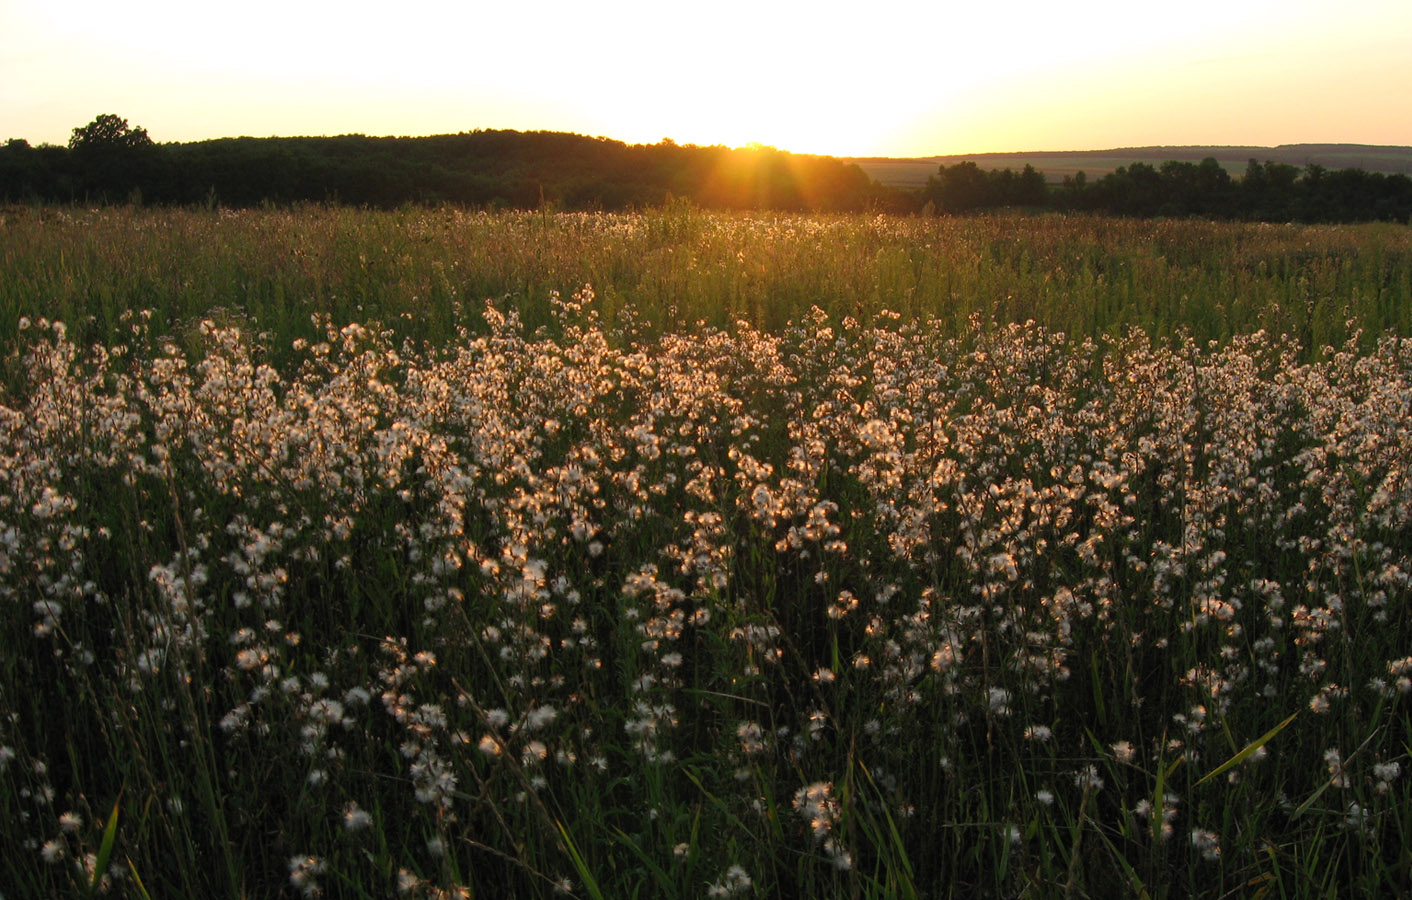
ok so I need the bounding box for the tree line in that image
[923,157,1412,223]
[0,114,881,212]
[4,114,1412,223]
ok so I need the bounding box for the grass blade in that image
[126,857,155,900]
[1195,712,1298,788]
[90,792,122,896]
[554,819,605,900]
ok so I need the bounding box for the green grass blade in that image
[1194,711,1298,787]
[126,857,154,900]
[1151,749,1182,845]
[90,793,122,896]
[682,765,764,840]
[555,819,606,900]
[1090,815,1151,900]
[855,760,918,898]
[609,826,675,893]
[1291,726,1382,820]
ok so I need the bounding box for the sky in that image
[4,0,1411,158]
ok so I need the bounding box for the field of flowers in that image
[1,209,1410,898]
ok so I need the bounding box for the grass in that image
[0,205,1410,898]
[1,204,1409,370]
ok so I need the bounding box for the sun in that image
[10,0,1410,155]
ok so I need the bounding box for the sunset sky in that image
[4,0,1410,158]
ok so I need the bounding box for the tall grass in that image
[2,287,1409,898]
[2,205,1410,370]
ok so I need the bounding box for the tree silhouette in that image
[925,161,993,212]
[67,114,158,200]
[5,117,1408,220]
[69,114,154,152]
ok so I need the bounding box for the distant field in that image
[4,206,1410,364]
[853,143,1412,188]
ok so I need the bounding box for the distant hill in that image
[852,144,1412,188]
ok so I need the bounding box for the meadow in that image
[3,204,1411,361]
[1,205,1410,899]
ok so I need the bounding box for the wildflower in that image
[526,705,558,730]
[737,721,767,756]
[219,705,249,733]
[1343,802,1371,834]
[706,864,753,897]
[58,811,83,833]
[308,699,346,725]
[410,753,458,807]
[987,687,1011,715]
[343,802,372,832]
[288,855,325,898]
[823,837,853,870]
[41,840,65,864]
[1189,829,1220,861]
[931,644,957,671]
[1325,748,1349,788]
[1374,760,1401,794]
[1073,765,1104,792]
[793,781,839,840]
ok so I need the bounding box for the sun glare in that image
[3,0,1410,154]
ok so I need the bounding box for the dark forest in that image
[4,114,1411,223]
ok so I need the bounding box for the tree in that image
[1011,164,1048,206]
[1096,162,1163,215]
[69,114,154,152]
[1156,157,1233,215]
[925,161,994,213]
[67,114,158,201]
